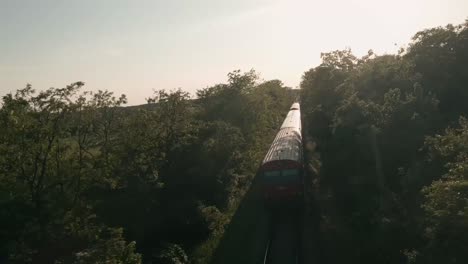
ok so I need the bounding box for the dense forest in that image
[0,70,295,263]
[301,20,468,263]
[1,19,468,264]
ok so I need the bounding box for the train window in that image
[263,169,299,184]
[264,171,280,178]
[263,170,281,184]
[282,169,299,181]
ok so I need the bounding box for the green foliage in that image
[0,84,142,263]
[407,21,468,119]
[154,244,188,264]
[300,20,468,264]
[0,70,294,263]
[420,117,468,263]
[320,49,358,71]
[59,213,142,264]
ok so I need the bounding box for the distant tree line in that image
[0,70,295,263]
[300,20,468,263]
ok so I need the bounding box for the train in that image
[260,102,304,204]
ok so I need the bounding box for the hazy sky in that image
[1,0,467,105]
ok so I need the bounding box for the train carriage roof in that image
[262,127,302,164]
[280,108,301,134]
[262,103,302,165]
[290,103,300,110]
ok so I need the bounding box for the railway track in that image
[263,207,302,264]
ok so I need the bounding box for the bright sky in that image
[1,0,467,105]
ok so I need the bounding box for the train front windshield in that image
[263,169,300,184]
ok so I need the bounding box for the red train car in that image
[260,103,303,204]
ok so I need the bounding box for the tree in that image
[420,117,468,263]
[0,84,141,263]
